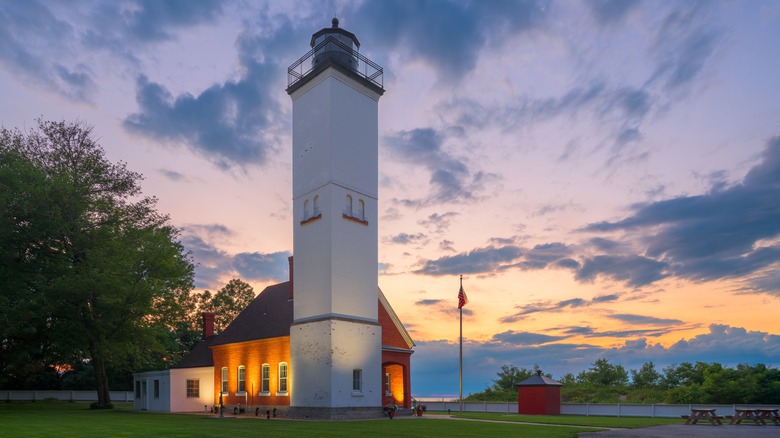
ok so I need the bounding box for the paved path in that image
[579,424,780,437]
[424,414,780,437]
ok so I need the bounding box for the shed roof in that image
[516,372,562,387]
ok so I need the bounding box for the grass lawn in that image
[0,401,601,437]
[447,411,682,428]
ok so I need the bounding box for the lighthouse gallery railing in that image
[287,36,383,90]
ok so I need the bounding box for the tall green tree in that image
[630,361,661,388]
[194,278,255,332]
[0,120,194,407]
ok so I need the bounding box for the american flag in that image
[457,284,468,309]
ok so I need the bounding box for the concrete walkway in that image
[423,414,780,437]
[579,424,780,437]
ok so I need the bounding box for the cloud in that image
[158,169,187,182]
[418,212,459,233]
[123,13,296,171]
[415,245,523,276]
[499,297,592,323]
[575,254,669,287]
[647,4,723,92]
[0,1,96,101]
[180,224,289,288]
[353,0,546,84]
[386,232,427,245]
[384,129,497,206]
[588,0,641,26]
[608,313,684,326]
[583,137,780,289]
[491,331,566,346]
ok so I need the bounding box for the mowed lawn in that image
[449,412,682,428]
[1,401,602,437]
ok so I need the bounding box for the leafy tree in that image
[0,120,194,407]
[194,278,255,332]
[578,358,628,387]
[630,361,661,388]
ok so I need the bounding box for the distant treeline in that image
[464,359,780,404]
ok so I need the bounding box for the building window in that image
[186,379,199,398]
[345,195,353,216]
[353,369,362,392]
[135,381,141,399]
[237,366,246,393]
[221,367,228,394]
[358,199,365,220]
[153,379,160,399]
[261,364,270,394]
[385,373,391,396]
[278,362,288,395]
[313,195,320,215]
[303,199,310,219]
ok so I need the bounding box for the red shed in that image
[516,370,562,415]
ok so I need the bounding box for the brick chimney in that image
[288,255,294,300]
[202,312,215,339]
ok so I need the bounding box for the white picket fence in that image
[418,401,779,418]
[1,390,134,402]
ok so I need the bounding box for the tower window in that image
[345,195,353,216]
[303,199,310,219]
[313,195,320,215]
[343,194,368,225]
[353,369,363,392]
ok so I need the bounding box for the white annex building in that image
[134,19,414,419]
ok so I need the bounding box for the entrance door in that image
[141,380,148,410]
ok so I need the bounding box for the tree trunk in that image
[89,339,112,408]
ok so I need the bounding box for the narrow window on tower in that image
[300,196,322,225]
[345,194,353,216]
[352,369,363,394]
[343,194,368,225]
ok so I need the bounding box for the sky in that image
[1,0,780,399]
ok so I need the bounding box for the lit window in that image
[278,362,288,394]
[237,366,246,393]
[261,364,270,394]
[221,367,228,394]
[353,369,362,392]
[186,379,199,398]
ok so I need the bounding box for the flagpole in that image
[459,274,463,413]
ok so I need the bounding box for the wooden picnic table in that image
[729,408,780,426]
[682,408,723,425]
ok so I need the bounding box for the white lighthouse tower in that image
[286,18,385,419]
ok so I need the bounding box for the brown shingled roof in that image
[174,335,219,369]
[210,281,293,346]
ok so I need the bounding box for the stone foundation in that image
[287,406,384,420]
